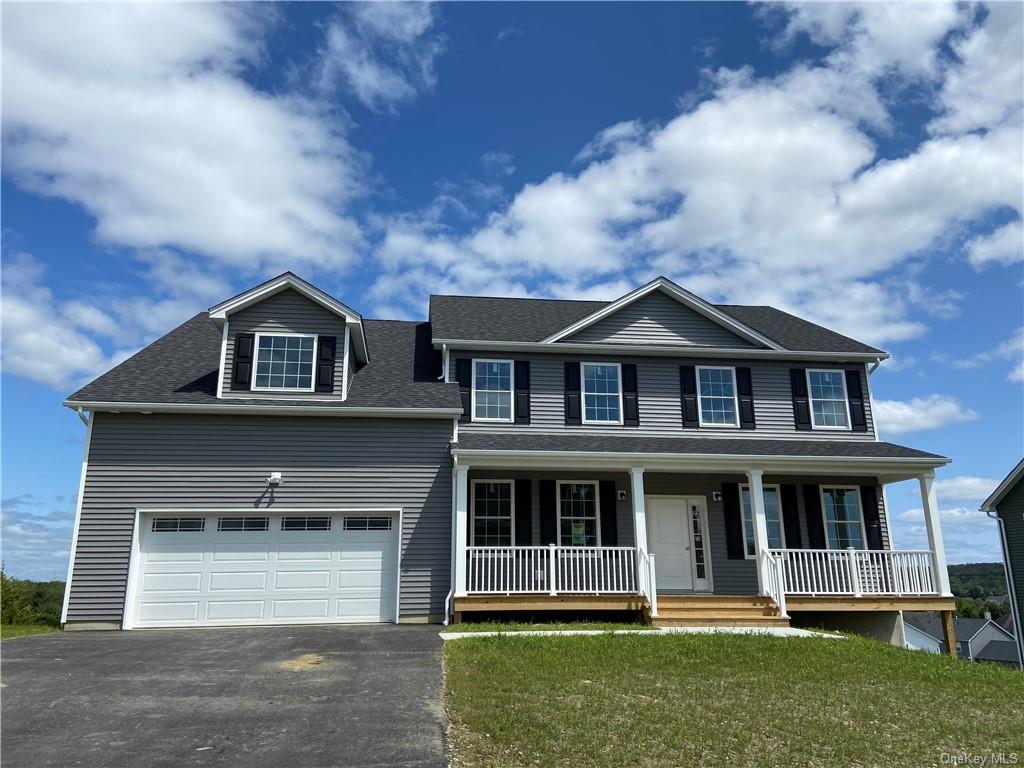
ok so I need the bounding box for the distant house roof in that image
[981,457,1024,511]
[904,613,1012,646]
[429,284,885,356]
[975,640,1021,664]
[985,594,1010,605]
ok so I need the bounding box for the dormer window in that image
[253,333,316,391]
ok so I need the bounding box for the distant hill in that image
[948,563,1011,620]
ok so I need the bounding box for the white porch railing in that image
[769,548,937,596]
[466,545,639,595]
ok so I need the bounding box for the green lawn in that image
[0,624,59,640]
[448,621,656,633]
[445,632,1024,767]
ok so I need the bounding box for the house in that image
[60,273,957,646]
[903,612,1020,667]
[981,458,1024,669]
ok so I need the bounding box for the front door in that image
[646,496,711,592]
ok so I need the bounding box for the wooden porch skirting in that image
[453,594,646,621]
[785,595,956,612]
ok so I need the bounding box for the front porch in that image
[449,446,956,645]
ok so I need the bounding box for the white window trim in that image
[806,368,852,431]
[471,359,515,423]
[695,365,740,428]
[820,485,868,550]
[556,479,602,546]
[739,483,785,559]
[251,331,318,393]
[580,362,623,426]
[470,479,516,546]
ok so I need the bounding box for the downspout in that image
[438,343,449,382]
[443,444,458,626]
[985,507,1024,670]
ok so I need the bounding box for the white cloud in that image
[954,328,1024,383]
[318,2,443,112]
[898,506,989,523]
[1,493,75,581]
[2,3,364,271]
[966,221,1024,268]
[480,151,516,177]
[873,395,979,435]
[930,3,1024,135]
[933,476,1000,503]
[496,26,522,43]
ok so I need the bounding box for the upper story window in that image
[821,487,865,549]
[558,481,600,546]
[581,363,622,425]
[697,366,739,427]
[472,360,513,422]
[253,333,316,391]
[739,485,785,556]
[807,370,850,429]
[471,480,513,546]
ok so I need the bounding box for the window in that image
[281,516,332,531]
[471,481,513,546]
[472,360,513,422]
[343,516,393,531]
[253,334,316,391]
[581,363,622,424]
[151,517,205,532]
[739,485,785,557]
[821,487,865,549]
[558,481,600,546]
[807,370,850,429]
[697,366,739,427]
[217,516,269,532]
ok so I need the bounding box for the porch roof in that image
[452,432,948,479]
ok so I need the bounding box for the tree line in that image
[1,568,64,627]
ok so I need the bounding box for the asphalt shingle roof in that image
[428,293,884,354]
[453,432,945,460]
[974,640,1021,664]
[67,313,462,410]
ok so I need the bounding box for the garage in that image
[125,511,400,628]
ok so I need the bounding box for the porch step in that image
[653,617,792,628]
[648,594,789,628]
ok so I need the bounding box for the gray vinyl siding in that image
[451,351,876,440]
[222,288,348,399]
[465,470,889,596]
[66,413,452,624]
[996,479,1024,652]
[566,292,756,348]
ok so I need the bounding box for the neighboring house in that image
[974,640,1022,669]
[61,273,957,645]
[982,458,1024,669]
[985,594,1009,607]
[904,612,1020,667]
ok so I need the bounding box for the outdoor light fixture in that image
[267,472,283,485]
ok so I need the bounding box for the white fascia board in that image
[539,277,786,350]
[981,458,1024,512]
[450,447,949,478]
[432,338,888,363]
[63,401,462,419]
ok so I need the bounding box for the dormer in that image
[209,272,369,401]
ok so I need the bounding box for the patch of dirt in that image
[278,653,325,671]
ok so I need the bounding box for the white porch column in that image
[630,467,649,553]
[918,470,952,596]
[454,464,470,596]
[746,468,772,596]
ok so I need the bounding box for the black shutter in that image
[515,479,532,546]
[564,362,581,425]
[231,333,255,391]
[803,484,826,548]
[722,483,745,559]
[790,369,811,430]
[514,361,531,425]
[539,479,557,545]
[455,358,472,424]
[599,480,618,546]
[780,484,802,549]
[860,485,883,550]
[846,369,868,432]
[736,367,755,429]
[680,365,699,428]
[622,364,639,427]
[315,336,337,393]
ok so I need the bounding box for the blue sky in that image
[1,2,1021,580]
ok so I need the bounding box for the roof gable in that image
[981,458,1024,512]
[542,277,785,350]
[209,272,368,362]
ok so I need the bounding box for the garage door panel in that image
[133,514,398,628]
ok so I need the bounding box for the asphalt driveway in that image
[1,624,446,768]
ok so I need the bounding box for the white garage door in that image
[128,512,399,628]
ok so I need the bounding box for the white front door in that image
[646,496,712,592]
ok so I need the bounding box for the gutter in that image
[450,447,949,466]
[63,401,463,419]
[985,507,1024,670]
